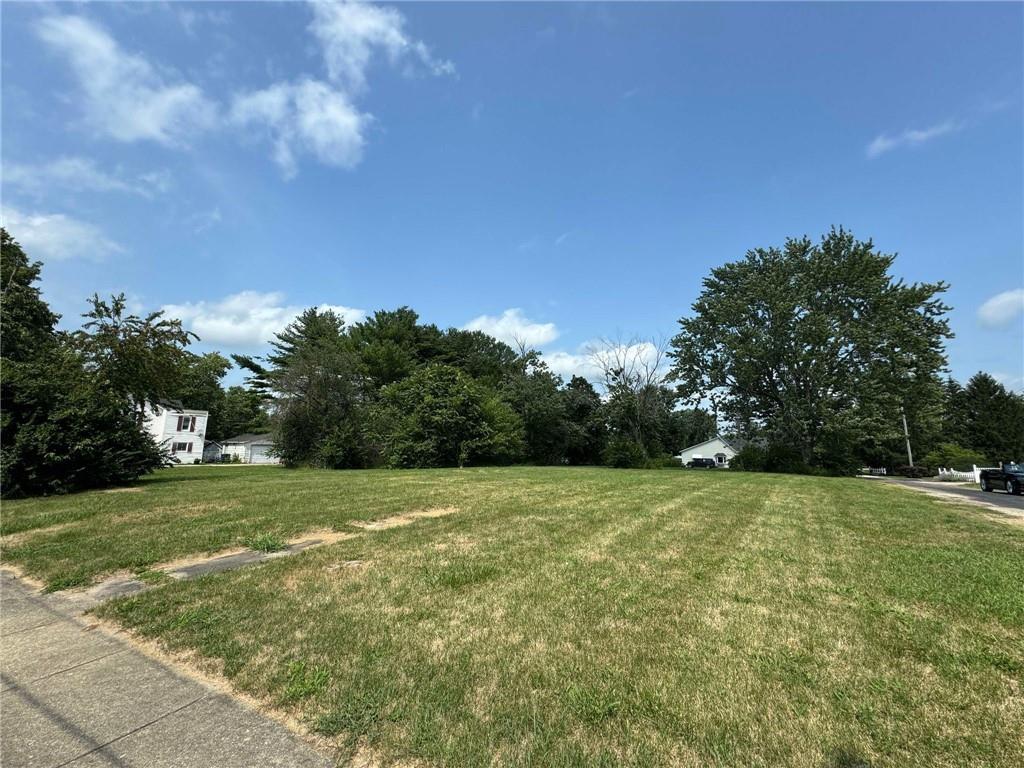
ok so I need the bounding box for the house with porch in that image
[675,435,738,468]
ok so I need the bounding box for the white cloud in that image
[231,79,368,178]
[542,349,601,382]
[463,308,560,348]
[4,157,170,198]
[36,14,217,145]
[175,6,230,37]
[186,207,222,234]
[1,206,124,261]
[978,288,1024,328]
[32,7,451,176]
[162,291,367,347]
[230,1,453,177]
[866,120,960,159]
[309,0,454,94]
[544,339,669,387]
[992,372,1024,394]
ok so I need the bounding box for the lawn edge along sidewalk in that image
[1,569,332,768]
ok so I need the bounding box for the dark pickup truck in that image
[979,463,1024,495]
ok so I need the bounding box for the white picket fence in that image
[938,465,997,483]
[860,467,887,476]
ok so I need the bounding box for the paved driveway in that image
[0,571,330,768]
[869,477,1024,516]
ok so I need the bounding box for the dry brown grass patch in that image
[1,520,80,548]
[350,506,458,531]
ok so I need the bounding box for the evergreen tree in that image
[958,373,1024,463]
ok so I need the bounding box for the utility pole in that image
[900,407,914,467]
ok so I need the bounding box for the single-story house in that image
[675,435,738,468]
[220,433,279,464]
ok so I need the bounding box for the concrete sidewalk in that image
[0,571,331,768]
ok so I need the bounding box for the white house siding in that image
[221,444,248,462]
[676,436,736,467]
[249,444,275,464]
[143,406,208,463]
[220,440,280,464]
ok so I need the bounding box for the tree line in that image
[2,226,1021,497]
[230,306,714,470]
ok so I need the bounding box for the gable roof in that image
[675,434,738,456]
[222,433,273,445]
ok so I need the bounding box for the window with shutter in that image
[176,415,184,431]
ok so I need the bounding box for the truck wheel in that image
[1008,479,1020,496]
[981,478,992,492]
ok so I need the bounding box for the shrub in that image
[243,533,287,552]
[922,443,989,472]
[603,436,647,468]
[2,348,165,497]
[644,455,683,469]
[896,465,932,478]
[730,444,767,472]
[370,365,523,468]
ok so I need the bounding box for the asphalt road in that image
[876,476,1024,512]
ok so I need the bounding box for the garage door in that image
[250,444,275,464]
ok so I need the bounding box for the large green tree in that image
[503,352,567,464]
[75,294,197,424]
[370,364,522,468]
[562,376,607,465]
[173,352,231,439]
[348,307,443,390]
[1,230,59,363]
[669,229,952,472]
[1,230,163,496]
[263,308,367,468]
[217,386,270,439]
[951,373,1024,463]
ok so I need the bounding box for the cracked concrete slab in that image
[0,575,331,768]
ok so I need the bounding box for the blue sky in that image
[3,1,1022,388]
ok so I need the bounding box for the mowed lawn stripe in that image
[6,467,1023,766]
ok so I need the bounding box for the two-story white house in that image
[143,405,209,464]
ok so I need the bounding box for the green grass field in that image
[3,466,1022,766]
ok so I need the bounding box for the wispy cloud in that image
[309,0,455,93]
[463,308,559,348]
[866,119,963,159]
[231,79,369,178]
[1,206,124,261]
[4,157,170,198]
[186,207,223,234]
[992,372,1024,394]
[162,291,366,348]
[978,288,1024,328]
[232,1,453,178]
[36,4,453,178]
[36,15,217,146]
